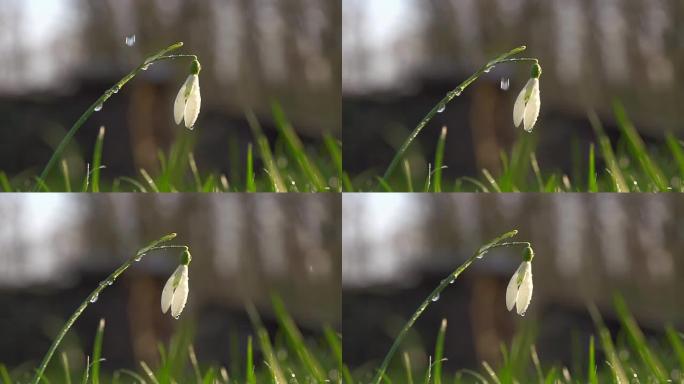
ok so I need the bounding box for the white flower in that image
[174,74,201,129]
[506,261,533,315]
[513,78,540,132]
[161,264,189,318]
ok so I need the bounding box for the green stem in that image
[30,233,186,384]
[380,46,529,185]
[33,42,186,191]
[370,231,529,384]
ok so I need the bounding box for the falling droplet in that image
[125,34,136,47]
[437,104,446,113]
[431,293,440,302]
[500,77,510,90]
[94,104,103,112]
[90,294,99,303]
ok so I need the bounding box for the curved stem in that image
[33,42,186,191]
[30,233,184,384]
[370,230,528,384]
[379,46,531,185]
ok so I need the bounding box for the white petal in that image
[171,265,189,318]
[515,262,533,315]
[183,75,201,129]
[161,265,183,313]
[173,76,192,125]
[506,263,524,311]
[523,79,540,132]
[512,83,527,128]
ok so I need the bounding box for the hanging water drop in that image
[431,293,440,302]
[173,314,180,320]
[476,253,484,259]
[449,278,455,284]
[90,294,99,303]
[520,311,526,317]
[111,85,120,94]
[484,65,494,73]
[437,104,446,113]
[125,34,136,47]
[94,104,103,112]
[134,254,143,262]
[500,77,510,90]
[141,64,150,71]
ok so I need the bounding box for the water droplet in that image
[520,311,526,317]
[449,278,455,284]
[173,314,180,320]
[437,104,446,113]
[111,85,120,94]
[141,64,150,71]
[476,253,484,259]
[90,294,99,303]
[431,293,440,302]
[94,104,103,112]
[125,34,136,47]
[500,77,510,90]
[134,254,143,262]
[484,65,494,73]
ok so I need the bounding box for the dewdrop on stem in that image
[174,59,202,130]
[161,249,191,319]
[505,246,534,316]
[513,63,541,132]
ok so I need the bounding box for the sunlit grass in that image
[0,296,343,384]
[351,100,684,192]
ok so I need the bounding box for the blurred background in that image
[0,0,340,185]
[343,0,683,184]
[0,194,340,373]
[343,193,684,375]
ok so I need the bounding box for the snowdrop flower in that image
[161,249,191,318]
[513,63,541,132]
[506,246,534,316]
[174,59,201,129]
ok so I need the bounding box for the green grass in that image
[0,103,342,192]
[348,84,683,192]
[0,298,342,384]
[352,296,683,384]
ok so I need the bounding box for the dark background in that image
[343,0,684,184]
[0,0,341,184]
[0,194,341,372]
[343,193,684,375]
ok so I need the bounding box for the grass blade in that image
[246,143,256,192]
[271,102,326,191]
[246,336,256,384]
[433,127,447,192]
[80,356,90,384]
[433,319,447,384]
[245,109,286,192]
[666,325,684,370]
[61,352,72,384]
[91,126,105,192]
[60,160,72,192]
[91,319,105,384]
[587,143,597,192]
[402,160,414,192]
[245,302,286,384]
[665,132,684,181]
[324,326,353,384]
[587,110,628,192]
[0,364,12,384]
[271,295,326,381]
[612,101,667,191]
[0,172,11,192]
[587,336,597,384]
[612,295,667,380]
[323,134,350,192]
